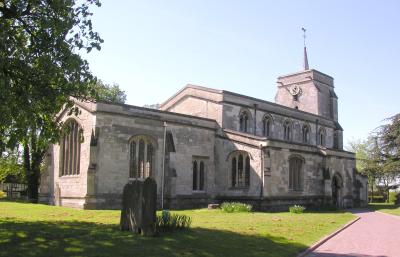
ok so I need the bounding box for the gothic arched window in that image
[193,160,198,190]
[231,157,237,187]
[318,128,326,146]
[239,110,251,133]
[302,124,310,144]
[129,135,155,179]
[193,159,205,191]
[283,120,292,141]
[289,156,303,191]
[333,131,339,149]
[60,119,83,176]
[262,115,272,137]
[199,161,205,190]
[230,151,250,188]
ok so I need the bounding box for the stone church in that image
[39,48,368,210]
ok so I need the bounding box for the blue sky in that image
[83,0,400,146]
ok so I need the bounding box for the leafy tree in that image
[347,138,369,172]
[143,103,160,109]
[347,137,380,201]
[378,114,400,171]
[93,80,127,104]
[376,114,400,202]
[0,149,24,183]
[0,0,103,202]
[349,114,400,203]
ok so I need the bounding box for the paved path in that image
[306,210,400,257]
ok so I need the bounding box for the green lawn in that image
[0,201,355,257]
[369,203,400,216]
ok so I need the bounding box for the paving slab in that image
[306,210,400,257]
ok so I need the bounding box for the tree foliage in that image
[347,137,381,197]
[143,103,160,109]
[0,0,103,201]
[378,114,400,172]
[93,80,126,104]
[0,149,24,183]
[348,113,400,202]
[0,0,103,150]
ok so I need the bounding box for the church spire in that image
[302,27,309,70]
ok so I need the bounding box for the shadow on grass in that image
[0,218,306,257]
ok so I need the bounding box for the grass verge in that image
[0,201,355,257]
[369,203,400,216]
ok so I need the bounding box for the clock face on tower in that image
[289,85,301,96]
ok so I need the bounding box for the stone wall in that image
[275,69,338,121]
[39,101,96,208]
[157,83,342,151]
[40,71,365,211]
[222,102,337,149]
[214,136,263,198]
[166,96,223,125]
[83,102,217,209]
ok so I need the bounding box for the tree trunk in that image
[27,161,40,203]
[387,189,390,203]
[23,143,34,202]
[24,142,42,203]
[370,182,374,203]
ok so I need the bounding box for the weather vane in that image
[302,27,306,47]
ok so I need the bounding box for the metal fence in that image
[0,183,28,199]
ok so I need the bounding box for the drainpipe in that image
[315,119,319,146]
[259,144,264,210]
[161,121,167,209]
[254,104,258,136]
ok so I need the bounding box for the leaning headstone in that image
[120,180,142,233]
[141,178,157,236]
[120,178,157,236]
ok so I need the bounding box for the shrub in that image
[289,205,306,214]
[389,191,397,203]
[220,202,252,213]
[156,210,192,232]
[395,193,400,204]
[369,195,385,203]
[0,190,5,198]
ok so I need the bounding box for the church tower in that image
[274,30,338,122]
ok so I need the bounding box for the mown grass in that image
[0,201,355,257]
[369,202,400,216]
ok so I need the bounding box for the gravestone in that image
[120,177,157,236]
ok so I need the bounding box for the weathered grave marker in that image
[120,177,157,236]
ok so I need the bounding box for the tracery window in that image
[302,124,310,143]
[60,119,82,176]
[318,128,326,146]
[289,156,303,191]
[283,120,292,141]
[129,135,155,179]
[193,160,205,191]
[333,131,339,149]
[230,151,250,188]
[262,115,272,137]
[239,110,251,133]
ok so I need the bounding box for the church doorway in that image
[332,173,343,208]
